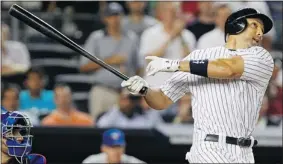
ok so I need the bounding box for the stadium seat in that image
[32,58,79,89]
[55,74,94,92]
[27,44,79,60]
[72,91,89,113]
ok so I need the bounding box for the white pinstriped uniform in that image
[160,46,274,163]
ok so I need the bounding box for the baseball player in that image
[121,8,274,163]
[82,129,146,164]
[1,107,46,164]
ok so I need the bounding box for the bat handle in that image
[139,86,148,96]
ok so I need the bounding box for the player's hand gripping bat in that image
[8,4,148,95]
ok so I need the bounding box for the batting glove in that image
[145,56,180,76]
[121,76,149,96]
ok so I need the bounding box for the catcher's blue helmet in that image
[1,107,33,163]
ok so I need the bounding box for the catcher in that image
[1,107,46,164]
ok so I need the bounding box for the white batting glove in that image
[145,56,180,76]
[121,76,149,96]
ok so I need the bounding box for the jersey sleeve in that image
[160,71,190,103]
[240,46,274,92]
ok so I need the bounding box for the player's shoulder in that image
[184,46,223,60]
[82,153,106,163]
[246,46,273,61]
[191,46,222,54]
[28,153,47,164]
[247,46,270,54]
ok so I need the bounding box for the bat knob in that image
[139,86,148,96]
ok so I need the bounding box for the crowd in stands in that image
[1,1,282,129]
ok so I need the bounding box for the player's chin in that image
[252,39,260,46]
[247,41,258,48]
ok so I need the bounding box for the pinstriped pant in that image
[186,129,255,163]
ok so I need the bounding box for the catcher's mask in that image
[1,107,33,163]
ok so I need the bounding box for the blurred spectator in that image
[1,1,42,11]
[186,2,215,41]
[79,2,139,119]
[224,1,276,51]
[45,1,61,13]
[97,89,157,128]
[256,95,269,129]
[197,4,232,49]
[267,2,282,45]
[122,1,157,37]
[140,2,196,87]
[41,84,94,126]
[180,1,198,24]
[173,94,194,124]
[61,6,82,39]
[138,96,164,125]
[1,84,20,112]
[266,63,282,126]
[1,23,31,76]
[19,67,56,115]
[82,129,146,163]
[1,84,40,125]
[26,1,62,43]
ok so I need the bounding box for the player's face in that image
[238,18,264,47]
[102,145,124,163]
[5,128,25,143]
[1,128,25,164]
[1,129,24,163]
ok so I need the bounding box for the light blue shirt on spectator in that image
[19,90,56,114]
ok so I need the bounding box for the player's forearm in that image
[144,88,172,110]
[178,59,241,79]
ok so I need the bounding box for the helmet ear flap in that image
[232,18,248,34]
[225,18,248,42]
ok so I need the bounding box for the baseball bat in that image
[8,4,148,95]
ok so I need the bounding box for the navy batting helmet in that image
[224,8,273,42]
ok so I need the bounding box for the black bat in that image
[8,4,148,95]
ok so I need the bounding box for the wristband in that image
[189,59,208,77]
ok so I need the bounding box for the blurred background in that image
[1,1,282,164]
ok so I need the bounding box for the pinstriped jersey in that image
[161,46,274,138]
